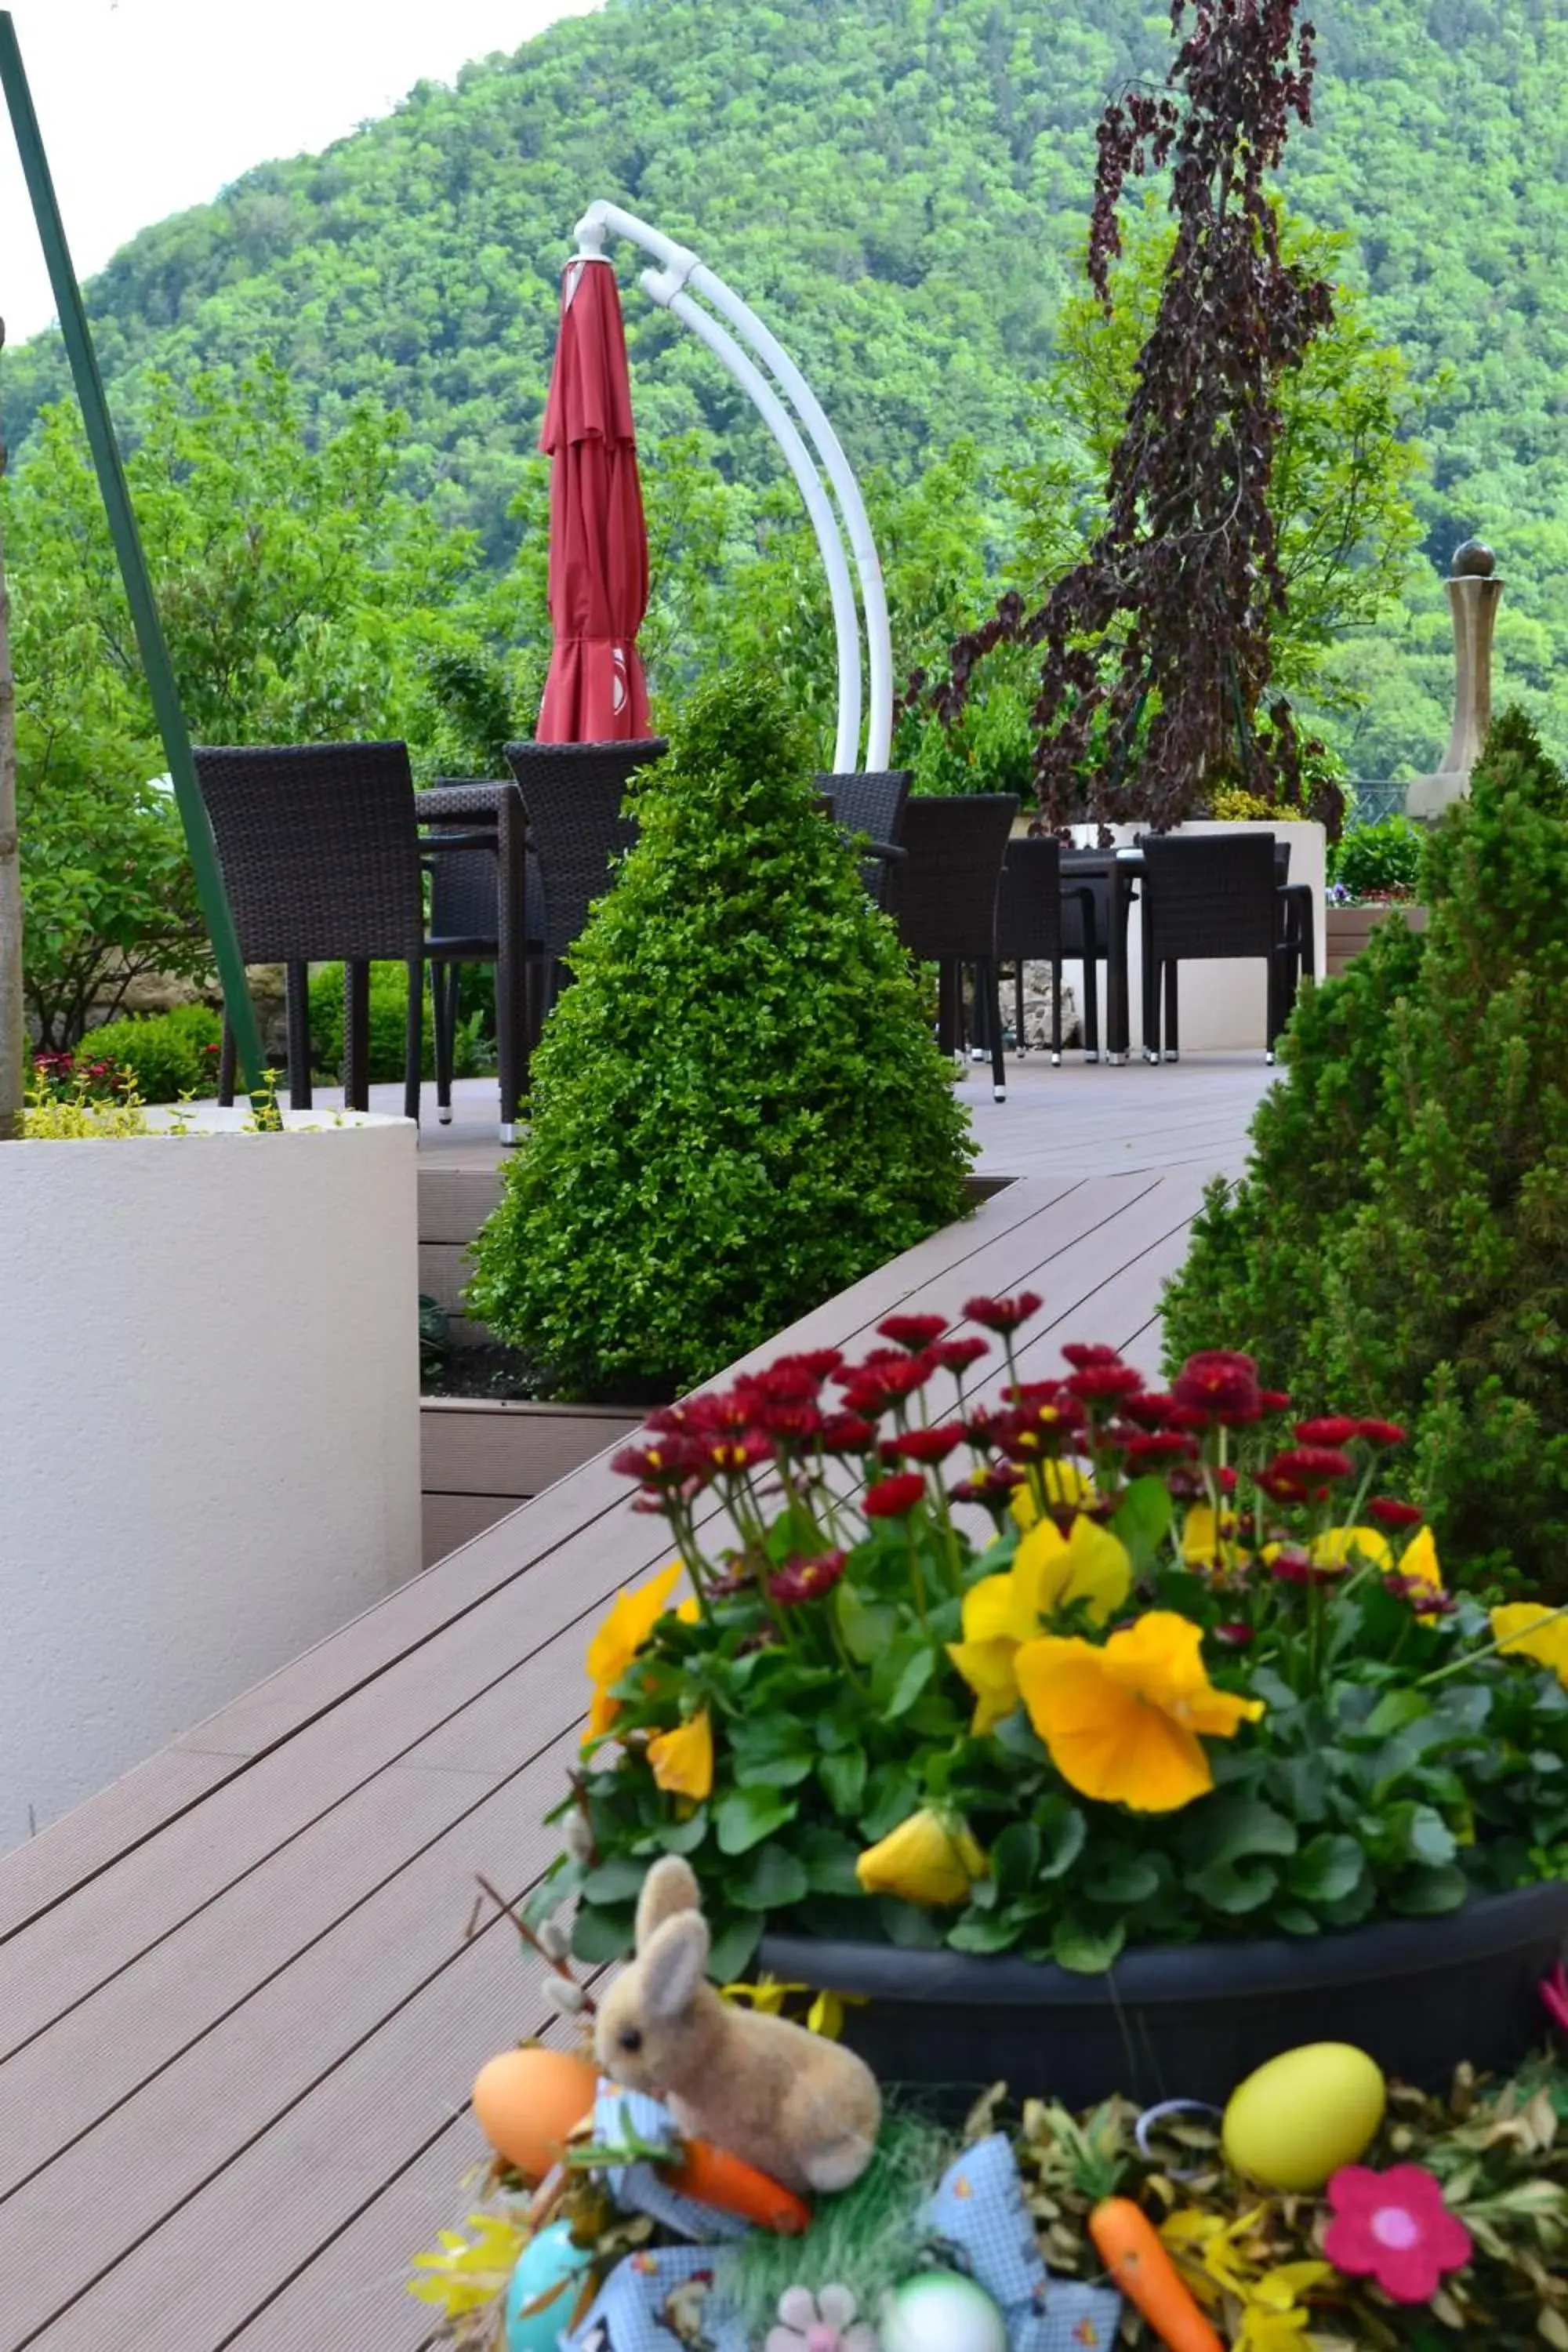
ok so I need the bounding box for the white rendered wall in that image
[1059,821,1327,1056]
[0,1112,420,1848]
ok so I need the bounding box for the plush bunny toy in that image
[593,1857,881,2194]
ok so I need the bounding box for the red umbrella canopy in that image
[535,257,652,742]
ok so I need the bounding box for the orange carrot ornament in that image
[1089,2199,1225,2352]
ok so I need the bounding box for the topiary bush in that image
[467,673,976,1399]
[1163,709,1568,1596]
[79,1002,223,1102]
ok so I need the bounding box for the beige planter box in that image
[420,1396,642,1565]
[1325,902,1428,978]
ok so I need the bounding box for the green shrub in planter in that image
[79,1003,223,1102]
[467,674,975,1399]
[1329,814,1425,901]
[306,963,494,1084]
[1165,709,1568,1596]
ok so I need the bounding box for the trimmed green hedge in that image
[81,1003,223,1102]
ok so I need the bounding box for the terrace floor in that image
[0,1051,1272,2352]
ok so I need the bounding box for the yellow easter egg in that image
[1222,2042,1386,2191]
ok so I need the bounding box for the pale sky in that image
[0,0,601,344]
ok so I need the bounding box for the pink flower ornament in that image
[766,2284,877,2352]
[1324,2165,1473,2304]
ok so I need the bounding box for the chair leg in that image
[984,960,1007,1102]
[285,962,312,1111]
[1266,949,1283,1065]
[1051,959,1062,1067]
[431,960,456,1123]
[968,960,987,1061]
[1016,960,1029,1059]
[1082,945,1100,1062]
[1164,962,1180,1062]
[1142,928,1160,1062]
[405,956,423,1126]
[344,960,371,1112]
[218,1018,237,1106]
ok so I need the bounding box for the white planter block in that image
[1063,819,1327,1055]
[0,1111,420,1848]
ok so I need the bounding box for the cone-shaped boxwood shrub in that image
[466,676,975,1399]
[1165,709,1568,1596]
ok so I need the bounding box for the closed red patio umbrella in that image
[535,256,652,742]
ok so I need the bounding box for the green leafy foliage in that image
[1165,710,1568,1597]
[466,673,974,1397]
[77,1003,223,1102]
[1330,812,1426,900]
[5,0,1563,774]
[534,1312,1568,1981]
[305,961,495,1084]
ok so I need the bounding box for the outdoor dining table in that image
[416,779,530,1142]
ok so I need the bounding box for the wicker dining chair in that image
[886,793,1018,1102]
[815,769,912,905]
[993,837,1102,1065]
[1138,831,1314,1065]
[503,738,667,1022]
[422,782,546,1124]
[195,741,429,1117]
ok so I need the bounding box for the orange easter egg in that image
[471,2045,597,2181]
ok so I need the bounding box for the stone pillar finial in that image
[1405,541,1504,822]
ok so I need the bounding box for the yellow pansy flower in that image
[1490,1602,1568,1686]
[1395,1525,1443,1593]
[1309,1525,1391,1570]
[1016,1612,1265,1813]
[583,1560,684,1747]
[1182,1504,1252,1571]
[1234,2263,1335,2352]
[855,1808,987,1906]
[948,1515,1133,1732]
[648,1708,713,1800]
[1011,1464,1098,1530]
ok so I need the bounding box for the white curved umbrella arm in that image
[659,285,862,775]
[575,198,893,774]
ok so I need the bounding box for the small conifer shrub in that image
[467,676,975,1399]
[1164,709,1568,1595]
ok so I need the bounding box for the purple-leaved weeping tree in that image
[935,0,1338,833]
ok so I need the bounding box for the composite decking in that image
[0,1054,1270,2351]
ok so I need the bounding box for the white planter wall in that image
[1062,820,1327,1056]
[0,1112,420,1849]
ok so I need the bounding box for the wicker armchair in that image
[1138,832,1315,1064]
[815,769,911,905]
[886,793,1018,1102]
[503,738,667,1021]
[194,741,426,1116]
[994,837,1101,1065]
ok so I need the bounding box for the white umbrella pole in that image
[575,200,893,774]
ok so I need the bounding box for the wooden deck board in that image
[0,1061,1265,2347]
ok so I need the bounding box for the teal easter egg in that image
[880,2271,1008,2352]
[505,2222,593,2352]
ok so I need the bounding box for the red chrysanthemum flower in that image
[1060,1342,1125,1370]
[818,1411,877,1455]
[1120,1389,1178,1429]
[1294,1414,1360,1446]
[611,1439,705,1490]
[1324,2165,1472,2305]
[963,1405,1007,1450]
[1367,1497,1425,1531]
[1269,1445,1354,1484]
[1123,1431,1200,1468]
[933,1335,991,1375]
[768,1551,848,1606]
[757,1401,825,1445]
[949,1465,1025,1511]
[862,1472,928,1519]
[1215,1621,1255,1647]
[1355,1417,1409,1447]
[1171,1348,1262,1425]
[1258,1388,1293,1413]
[877,1312,949,1352]
[1383,1573,1456,1617]
[893,1423,967,1466]
[1268,1546,1337,1587]
[964,1290,1044,1334]
[1065,1362,1147,1404]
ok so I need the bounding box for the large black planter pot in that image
[761,1882,1568,2110]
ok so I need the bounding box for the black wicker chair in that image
[503,738,667,1023]
[815,769,911,905]
[195,741,429,1117]
[1138,832,1315,1065]
[422,782,546,1125]
[994,837,1101,1064]
[886,793,1018,1102]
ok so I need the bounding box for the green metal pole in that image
[0,12,267,1093]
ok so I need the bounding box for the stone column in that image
[1406,539,1504,820]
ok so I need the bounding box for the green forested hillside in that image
[7,0,1568,775]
